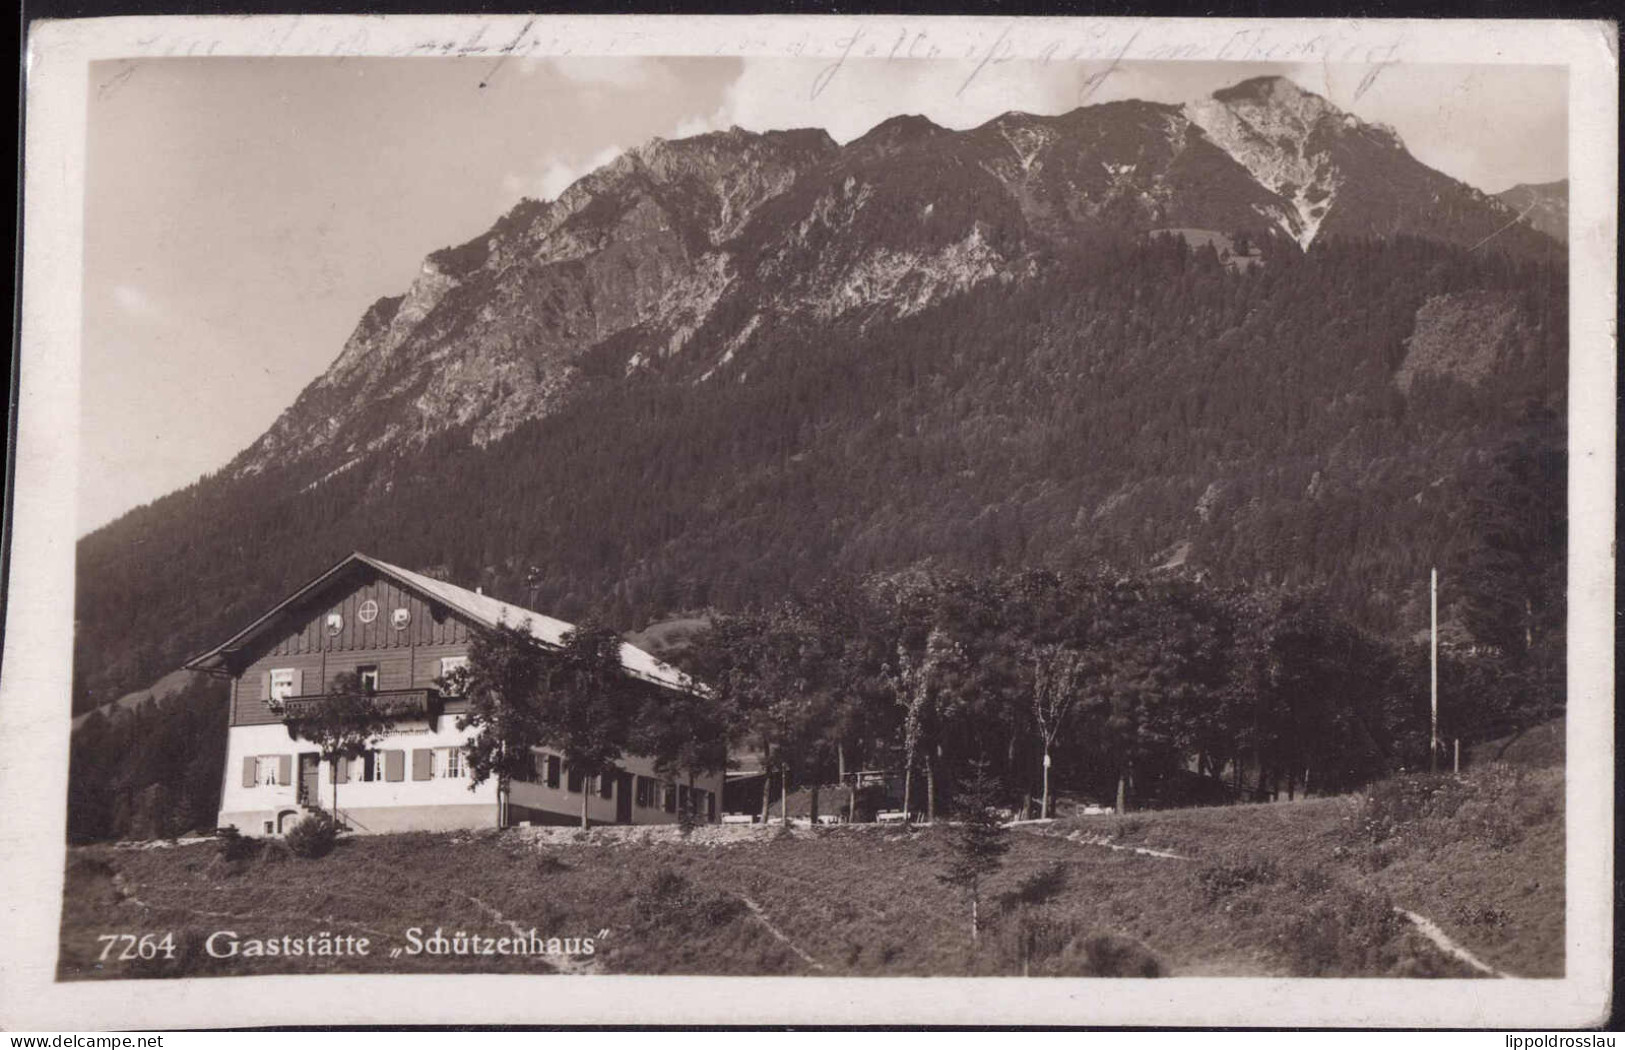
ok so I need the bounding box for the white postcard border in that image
[7,14,1617,1029]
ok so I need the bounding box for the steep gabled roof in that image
[182,552,690,691]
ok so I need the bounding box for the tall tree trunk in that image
[331,759,339,814]
[760,773,771,823]
[780,768,790,827]
[1041,743,1052,819]
[580,781,589,829]
[809,784,819,824]
[1115,769,1128,815]
[970,890,979,945]
[902,767,913,822]
[925,757,936,825]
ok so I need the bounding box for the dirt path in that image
[740,896,825,972]
[464,894,601,975]
[1058,829,1192,861]
[1395,908,1515,978]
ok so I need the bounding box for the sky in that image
[79,56,1568,535]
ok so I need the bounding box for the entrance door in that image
[298,753,321,807]
[616,772,633,824]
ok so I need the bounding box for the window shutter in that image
[385,750,405,782]
[292,669,304,697]
[412,749,433,781]
[334,756,348,784]
[261,671,271,703]
[277,755,293,786]
[242,757,257,788]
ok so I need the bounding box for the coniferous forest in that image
[68,233,1566,840]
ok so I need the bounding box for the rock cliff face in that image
[227,76,1555,484]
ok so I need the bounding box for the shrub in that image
[995,908,1086,975]
[1272,887,1411,976]
[1451,903,1511,929]
[1196,848,1279,903]
[992,910,1164,977]
[284,809,341,859]
[1352,773,1471,846]
[1108,815,1145,841]
[1080,933,1164,978]
[998,862,1069,912]
[630,867,745,933]
[536,852,571,875]
[214,826,260,862]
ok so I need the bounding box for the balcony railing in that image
[277,688,438,721]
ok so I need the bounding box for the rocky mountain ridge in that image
[1495,180,1569,243]
[225,76,1557,484]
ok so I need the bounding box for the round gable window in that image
[391,607,412,631]
[325,612,344,636]
[358,599,379,624]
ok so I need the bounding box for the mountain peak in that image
[1207,76,1339,127]
[849,113,948,153]
[1212,75,1318,104]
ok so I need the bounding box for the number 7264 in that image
[96,932,177,961]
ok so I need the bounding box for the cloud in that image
[112,283,158,318]
[532,143,626,201]
[672,104,731,140]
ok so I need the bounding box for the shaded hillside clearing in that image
[58,762,1559,980]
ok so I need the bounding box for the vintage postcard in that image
[6,14,1616,1030]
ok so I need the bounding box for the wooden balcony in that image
[278,688,438,721]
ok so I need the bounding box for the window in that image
[363,751,386,782]
[436,748,465,779]
[635,776,651,808]
[566,764,584,793]
[707,790,717,822]
[356,665,379,692]
[678,784,691,815]
[663,783,677,814]
[546,755,561,789]
[254,756,282,786]
[439,656,469,694]
[269,668,297,703]
[263,821,274,835]
[599,772,614,799]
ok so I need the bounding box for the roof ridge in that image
[186,552,691,691]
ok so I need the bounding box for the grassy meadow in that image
[58,725,1563,981]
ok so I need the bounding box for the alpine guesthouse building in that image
[185,553,723,835]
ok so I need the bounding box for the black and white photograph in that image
[6,14,1616,1030]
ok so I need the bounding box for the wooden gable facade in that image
[229,565,478,728]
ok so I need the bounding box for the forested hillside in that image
[75,233,1565,716]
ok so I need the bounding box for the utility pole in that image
[1430,568,1439,773]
